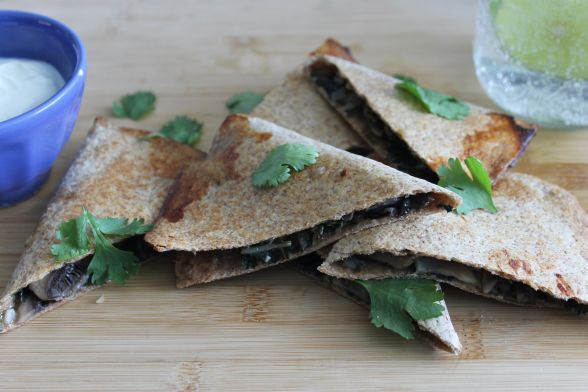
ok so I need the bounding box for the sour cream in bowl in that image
[0,11,87,206]
[0,58,66,122]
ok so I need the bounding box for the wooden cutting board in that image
[1,0,587,390]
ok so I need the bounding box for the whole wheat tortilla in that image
[320,173,588,308]
[292,256,462,354]
[252,40,462,352]
[176,38,369,287]
[305,55,537,182]
[147,114,460,285]
[0,118,205,332]
[252,39,372,155]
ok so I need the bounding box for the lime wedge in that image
[494,0,588,80]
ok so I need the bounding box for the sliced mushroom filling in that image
[337,253,588,313]
[241,194,436,270]
[0,236,154,330]
[308,60,437,183]
[29,259,91,301]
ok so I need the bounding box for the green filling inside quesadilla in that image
[241,193,436,270]
[308,60,438,183]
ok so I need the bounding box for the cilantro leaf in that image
[358,278,445,340]
[252,144,319,188]
[93,217,153,236]
[226,91,264,114]
[50,215,91,261]
[88,233,141,285]
[111,102,127,118]
[394,76,470,120]
[393,74,417,84]
[112,91,156,120]
[51,208,153,285]
[147,116,203,146]
[437,157,498,215]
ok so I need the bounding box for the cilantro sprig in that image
[252,144,319,188]
[147,115,203,146]
[226,91,264,114]
[437,157,498,215]
[51,208,153,285]
[359,278,445,340]
[112,91,156,120]
[394,74,470,120]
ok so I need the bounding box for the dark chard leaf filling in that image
[294,256,371,305]
[0,237,154,330]
[308,61,438,183]
[345,146,373,157]
[241,194,433,270]
[338,254,588,314]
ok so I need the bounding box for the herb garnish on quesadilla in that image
[358,278,445,340]
[146,114,460,284]
[394,74,470,120]
[51,208,153,285]
[437,157,498,214]
[320,173,588,313]
[305,55,537,182]
[246,40,462,352]
[293,256,462,354]
[252,144,319,188]
[0,118,206,333]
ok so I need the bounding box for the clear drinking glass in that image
[473,0,588,128]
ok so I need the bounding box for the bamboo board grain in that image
[0,0,587,391]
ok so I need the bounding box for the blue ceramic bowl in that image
[0,10,87,207]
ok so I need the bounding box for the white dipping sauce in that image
[0,58,66,122]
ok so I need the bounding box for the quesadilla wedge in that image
[0,118,205,333]
[293,255,462,354]
[320,173,588,312]
[305,55,537,182]
[252,39,373,156]
[146,114,460,286]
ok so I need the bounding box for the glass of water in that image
[474,0,588,128]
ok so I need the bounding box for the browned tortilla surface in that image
[0,118,205,332]
[252,39,371,154]
[306,55,537,181]
[146,114,459,253]
[321,173,588,306]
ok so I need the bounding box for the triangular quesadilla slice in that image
[320,173,588,312]
[252,39,373,156]
[305,55,537,182]
[0,118,205,332]
[251,40,460,353]
[146,114,460,286]
[293,255,462,354]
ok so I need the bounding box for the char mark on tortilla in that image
[462,113,537,180]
